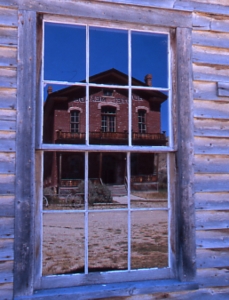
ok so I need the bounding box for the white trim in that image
[68,107,83,113]
[135,106,149,113]
[98,102,120,110]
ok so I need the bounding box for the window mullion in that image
[85,152,89,274]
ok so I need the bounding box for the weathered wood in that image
[193,46,229,66]
[193,64,229,83]
[194,155,229,173]
[193,12,229,33]
[0,283,13,300]
[174,0,229,15]
[0,239,14,261]
[194,174,229,193]
[197,249,229,269]
[194,118,229,134]
[196,210,229,230]
[0,131,15,152]
[0,195,14,217]
[14,9,36,297]
[194,100,229,119]
[194,136,229,155]
[0,67,17,88]
[193,81,229,102]
[176,27,196,281]
[197,268,229,288]
[196,229,229,249]
[0,46,17,67]
[192,31,229,49]
[93,0,176,8]
[0,217,14,238]
[0,6,17,27]
[195,192,229,210]
[218,82,229,97]
[0,174,14,195]
[0,153,15,174]
[18,0,192,28]
[0,109,16,131]
[0,88,16,109]
[0,261,13,283]
[0,27,17,47]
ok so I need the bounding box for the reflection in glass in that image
[43,152,85,210]
[132,89,168,146]
[43,85,86,144]
[89,27,128,80]
[44,23,86,82]
[43,213,85,275]
[88,212,128,271]
[132,32,168,88]
[88,153,127,209]
[89,87,128,145]
[131,153,168,208]
[131,211,168,269]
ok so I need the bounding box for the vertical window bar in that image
[84,152,89,274]
[167,153,171,268]
[128,30,132,147]
[127,152,131,271]
[86,25,90,146]
[168,32,173,148]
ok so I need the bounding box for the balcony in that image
[55,130,166,146]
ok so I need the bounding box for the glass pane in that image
[132,90,168,146]
[89,27,128,83]
[43,212,85,275]
[88,152,127,209]
[88,212,128,271]
[132,32,168,88]
[43,85,86,144]
[131,153,168,208]
[89,88,128,145]
[44,23,86,82]
[43,152,85,210]
[131,211,168,269]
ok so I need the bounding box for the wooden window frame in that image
[14,2,196,298]
[70,110,80,133]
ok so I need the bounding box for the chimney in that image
[144,74,152,86]
[47,86,53,94]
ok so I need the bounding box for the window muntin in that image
[40,17,173,287]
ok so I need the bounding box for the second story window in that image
[101,106,116,132]
[70,110,79,133]
[138,109,146,133]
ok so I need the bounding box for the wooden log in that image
[193,46,229,66]
[194,118,229,132]
[0,283,13,300]
[0,88,16,109]
[194,174,229,193]
[194,136,229,155]
[0,196,14,217]
[192,31,229,49]
[193,12,229,33]
[0,239,14,261]
[193,64,229,83]
[0,174,15,195]
[196,229,229,249]
[218,82,229,97]
[0,261,13,284]
[193,81,229,102]
[0,6,17,27]
[195,192,229,210]
[197,268,229,288]
[197,248,229,269]
[0,46,17,67]
[93,0,176,8]
[194,100,229,119]
[0,109,16,131]
[0,131,15,152]
[194,155,229,173]
[0,153,15,174]
[196,210,229,230]
[174,0,229,15]
[0,68,17,88]
[0,217,14,238]
[0,27,17,47]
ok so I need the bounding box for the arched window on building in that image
[70,110,80,133]
[101,106,116,132]
[138,109,146,133]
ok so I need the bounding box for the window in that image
[138,109,146,133]
[14,4,195,298]
[70,110,80,133]
[101,106,116,132]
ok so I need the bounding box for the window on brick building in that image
[101,106,116,132]
[70,110,80,133]
[138,109,146,133]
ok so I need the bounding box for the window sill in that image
[16,279,198,299]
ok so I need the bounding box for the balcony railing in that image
[56,130,166,143]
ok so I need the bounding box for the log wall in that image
[0,0,229,298]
